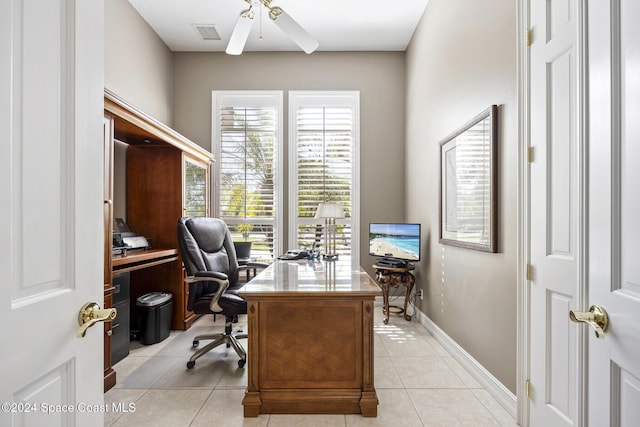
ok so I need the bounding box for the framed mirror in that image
[439,105,498,252]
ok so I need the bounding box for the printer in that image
[113,218,150,255]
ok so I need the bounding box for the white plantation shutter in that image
[289,92,360,263]
[219,106,275,218]
[212,92,283,261]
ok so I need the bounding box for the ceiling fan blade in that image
[270,8,319,54]
[226,10,254,55]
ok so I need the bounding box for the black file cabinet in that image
[111,273,130,365]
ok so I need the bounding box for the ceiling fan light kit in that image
[227,0,319,55]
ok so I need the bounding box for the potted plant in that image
[234,224,253,263]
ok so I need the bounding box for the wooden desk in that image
[104,90,213,390]
[112,249,178,274]
[112,248,197,332]
[239,259,381,417]
[112,248,179,273]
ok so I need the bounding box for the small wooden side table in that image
[373,263,416,324]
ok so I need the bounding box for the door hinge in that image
[527,146,534,163]
[526,264,533,281]
[525,379,531,398]
[526,28,533,47]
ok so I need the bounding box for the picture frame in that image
[439,105,498,252]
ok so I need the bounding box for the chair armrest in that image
[185,271,229,313]
[194,271,229,282]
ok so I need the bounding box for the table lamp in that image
[314,202,344,261]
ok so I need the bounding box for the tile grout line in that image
[187,388,214,427]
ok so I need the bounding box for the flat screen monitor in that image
[369,223,421,262]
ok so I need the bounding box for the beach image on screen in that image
[369,223,420,261]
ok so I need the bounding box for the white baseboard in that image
[412,305,517,419]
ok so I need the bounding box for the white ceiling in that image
[128,0,430,53]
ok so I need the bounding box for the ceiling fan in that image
[226,0,319,55]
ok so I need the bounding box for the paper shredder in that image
[136,292,173,345]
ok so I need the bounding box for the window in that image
[212,91,283,262]
[289,91,360,264]
[183,156,209,217]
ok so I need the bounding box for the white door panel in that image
[529,0,581,425]
[618,370,640,427]
[588,1,640,425]
[0,0,104,425]
[528,0,640,425]
[11,0,69,305]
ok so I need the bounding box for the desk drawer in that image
[111,299,130,364]
[112,272,130,305]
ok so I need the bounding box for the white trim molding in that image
[516,0,530,425]
[413,306,518,419]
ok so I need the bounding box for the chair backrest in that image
[177,217,240,288]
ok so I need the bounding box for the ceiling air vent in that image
[193,24,221,41]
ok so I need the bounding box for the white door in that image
[529,0,584,425]
[0,0,105,426]
[586,0,640,425]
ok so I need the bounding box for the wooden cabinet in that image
[103,89,214,389]
[126,146,210,330]
[103,116,116,392]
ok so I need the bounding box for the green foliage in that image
[237,223,253,240]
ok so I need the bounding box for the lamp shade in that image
[314,203,344,219]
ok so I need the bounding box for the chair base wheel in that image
[238,359,246,368]
[192,340,199,348]
[187,361,195,369]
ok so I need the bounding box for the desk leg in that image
[243,301,262,417]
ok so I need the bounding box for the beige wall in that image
[405,0,518,392]
[172,52,407,270]
[105,0,174,125]
[105,0,175,219]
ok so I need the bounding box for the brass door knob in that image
[569,305,608,339]
[77,302,117,338]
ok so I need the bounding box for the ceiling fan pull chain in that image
[259,1,263,40]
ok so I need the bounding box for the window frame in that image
[211,90,284,260]
[288,91,361,266]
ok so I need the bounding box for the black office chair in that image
[177,217,267,369]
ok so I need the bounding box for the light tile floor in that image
[105,301,517,426]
